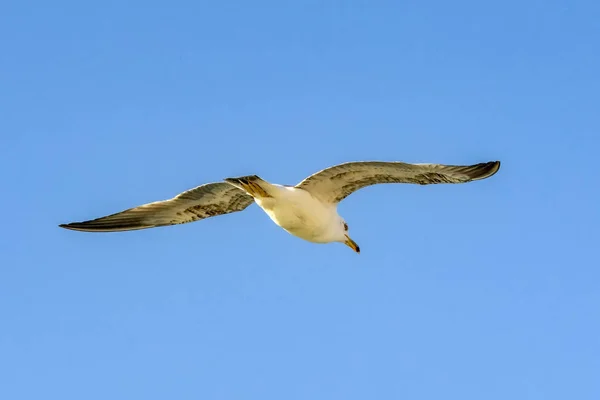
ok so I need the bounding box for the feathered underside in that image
[59,182,254,232]
[296,160,501,204]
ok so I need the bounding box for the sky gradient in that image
[1,1,599,399]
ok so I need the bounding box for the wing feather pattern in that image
[59,182,254,232]
[296,160,500,204]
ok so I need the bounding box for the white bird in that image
[59,160,501,253]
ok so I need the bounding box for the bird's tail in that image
[224,175,274,198]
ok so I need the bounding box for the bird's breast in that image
[255,189,336,242]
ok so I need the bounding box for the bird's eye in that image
[343,222,348,231]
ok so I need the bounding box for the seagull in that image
[59,160,501,253]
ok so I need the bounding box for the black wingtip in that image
[489,160,501,177]
[58,222,85,231]
[474,160,501,181]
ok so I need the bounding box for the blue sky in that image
[1,1,599,399]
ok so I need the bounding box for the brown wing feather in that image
[296,160,500,204]
[59,182,254,232]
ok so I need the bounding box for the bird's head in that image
[338,219,360,254]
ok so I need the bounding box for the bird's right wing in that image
[59,182,254,232]
[296,160,500,204]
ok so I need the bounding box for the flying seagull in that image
[59,160,501,253]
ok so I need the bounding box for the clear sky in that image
[1,1,599,399]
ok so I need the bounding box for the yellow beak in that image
[344,234,360,253]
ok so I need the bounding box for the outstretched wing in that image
[296,160,500,204]
[59,182,254,232]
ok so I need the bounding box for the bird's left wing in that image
[296,160,500,204]
[59,182,254,232]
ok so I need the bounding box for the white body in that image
[255,185,341,243]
